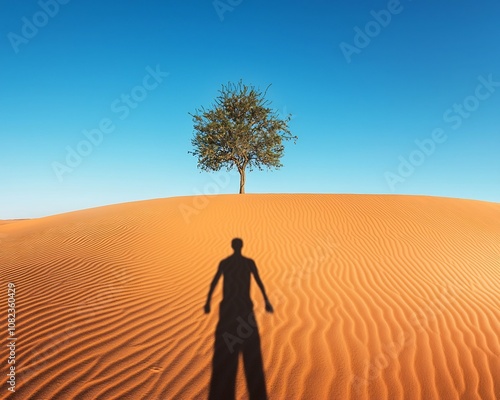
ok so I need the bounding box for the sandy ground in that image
[1,194,499,399]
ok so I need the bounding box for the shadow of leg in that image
[242,317,268,400]
[209,325,239,400]
[208,310,239,400]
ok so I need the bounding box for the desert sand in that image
[1,194,499,399]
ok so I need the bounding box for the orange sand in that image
[1,194,499,399]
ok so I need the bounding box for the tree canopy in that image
[189,81,297,193]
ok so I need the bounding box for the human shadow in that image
[204,238,273,400]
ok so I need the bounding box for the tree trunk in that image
[239,168,246,194]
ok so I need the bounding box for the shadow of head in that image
[231,238,243,253]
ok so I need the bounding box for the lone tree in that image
[189,81,297,194]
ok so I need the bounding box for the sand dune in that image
[1,194,499,399]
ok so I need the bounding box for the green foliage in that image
[189,81,297,192]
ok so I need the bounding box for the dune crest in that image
[1,194,499,399]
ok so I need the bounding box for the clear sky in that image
[1,0,499,218]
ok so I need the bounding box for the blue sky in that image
[1,0,499,218]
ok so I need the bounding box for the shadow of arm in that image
[204,265,222,313]
[251,261,274,313]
